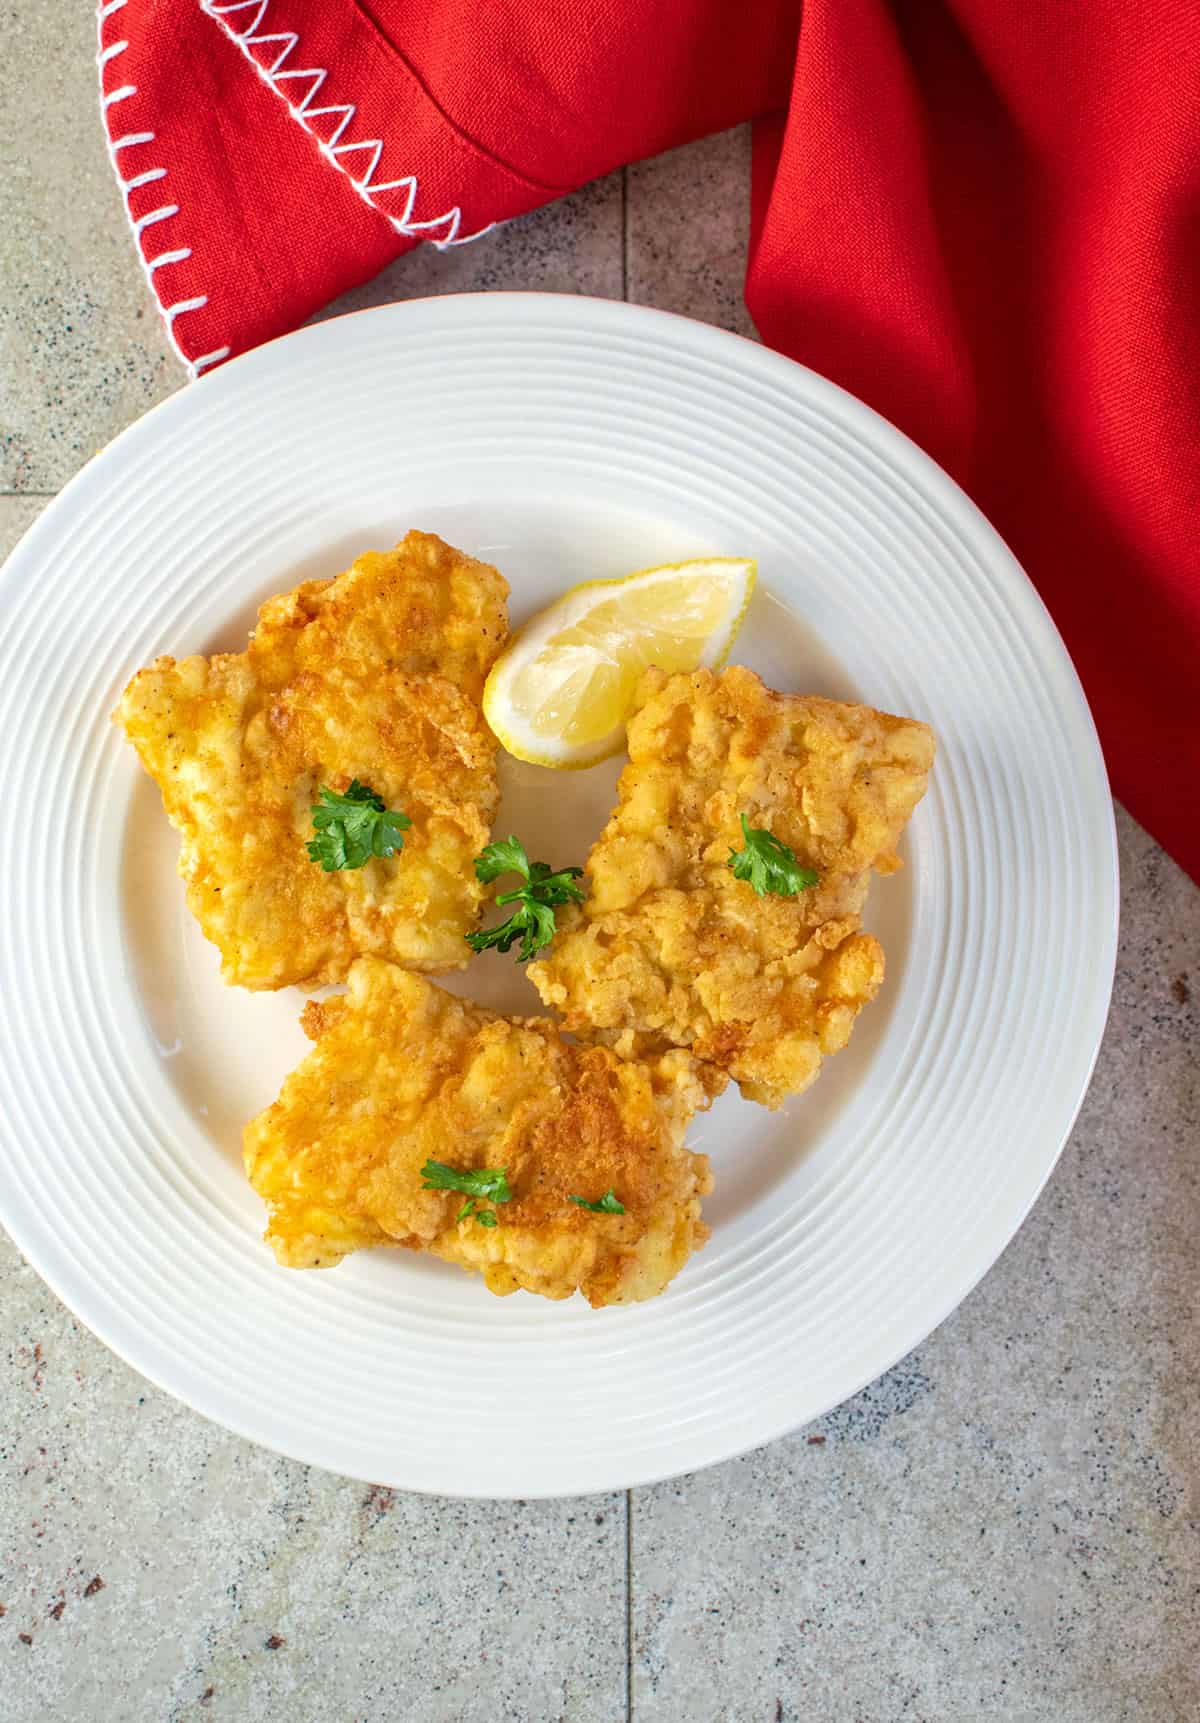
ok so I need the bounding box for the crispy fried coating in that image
[243,959,721,1307]
[529,665,935,1108]
[116,532,508,989]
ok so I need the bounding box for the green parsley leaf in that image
[421,1160,513,1204]
[454,1195,502,1228]
[466,838,585,962]
[306,779,412,872]
[726,813,819,898]
[475,835,532,885]
[568,1189,626,1215]
[513,860,588,908]
[467,897,559,963]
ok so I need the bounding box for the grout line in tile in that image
[620,167,629,301]
[625,1487,634,1721]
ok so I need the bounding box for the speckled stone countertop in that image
[2,11,1197,1721]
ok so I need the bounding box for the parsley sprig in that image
[420,1159,513,1229]
[306,780,411,872]
[465,836,585,962]
[568,1189,626,1215]
[727,813,819,898]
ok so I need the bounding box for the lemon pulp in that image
[484,558,756,767]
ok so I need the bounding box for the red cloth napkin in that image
[97,0,1200,881]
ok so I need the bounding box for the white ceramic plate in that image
[0,296,1116,1496]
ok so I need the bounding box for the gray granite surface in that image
[2,8,1197,1719]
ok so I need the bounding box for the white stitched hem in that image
[200,0,494,250]
[95,7,217,379]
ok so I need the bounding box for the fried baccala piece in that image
[117,532,508,988]
[530,666,934,1107]
[243,959,722,1306]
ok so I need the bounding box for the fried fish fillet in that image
[243,958,721,1306]
[529,666,935,1108]
[117,532,508,989]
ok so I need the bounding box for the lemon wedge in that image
[483,557,756,767]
